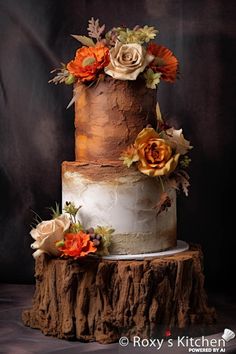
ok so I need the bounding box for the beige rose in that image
[30,214,70,258]
[104,41,154,80]
[135,128,180,177]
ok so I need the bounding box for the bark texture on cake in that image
[22,245,216,344]
[74,77,157,162]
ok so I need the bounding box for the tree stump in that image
[22,244,216,344]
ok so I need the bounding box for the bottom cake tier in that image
[62,161,177,254]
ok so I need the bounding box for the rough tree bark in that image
[22,245,216,343]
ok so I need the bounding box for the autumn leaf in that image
[155,101,164,124]
[163,127,193,155]
[177,170,190,196]
[120,145,139,167]
[153,192,172,216]
[71,35,95,47]
[167,170,190,196]
[87,17,105,42]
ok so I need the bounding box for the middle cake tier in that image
[62,161,177,255]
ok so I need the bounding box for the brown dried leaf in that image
[167,177,179,191]
[87,17,105,41]
[71,35,95,47]
[153,192,172,216]
[156,102,164,124]
[66,84,83,109]
[169,170,190,196]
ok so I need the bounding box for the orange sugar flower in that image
[147,43,178,83]
[134,127,179,177]
[58,231,97,258]
[67,43,110,82]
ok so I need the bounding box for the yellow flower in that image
[118,26,158,44]
[134,128,180,177]
[120,145,139,167]
[144,68,161,89]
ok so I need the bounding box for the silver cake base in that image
[102,240,189,260]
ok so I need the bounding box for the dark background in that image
[0,0,235,294]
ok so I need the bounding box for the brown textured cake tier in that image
[74,77,157,162]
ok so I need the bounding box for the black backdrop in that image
[0,0,235,293]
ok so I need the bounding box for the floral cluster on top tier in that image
[50,17,178,90]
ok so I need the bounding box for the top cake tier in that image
[74,77,157,162]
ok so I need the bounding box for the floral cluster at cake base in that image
[30,202,114,259]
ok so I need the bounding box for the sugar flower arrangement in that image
[30,202,114,259]
[50,17,178,91]
[120,104,193,214]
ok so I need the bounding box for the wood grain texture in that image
[22,245,216,343]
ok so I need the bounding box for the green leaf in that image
[63,202,82,217]
[71,35,95,47]
[55,240,65,248]
[69,223,84,233]
[94,226,115,236]
[65,73,76,85]
[47,202,61,219]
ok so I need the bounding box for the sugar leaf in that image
[163,128,193,155]
[168,170,190,196]
[166,177,179,191]
[156,101,164,124]
[153,192,172,216]
[69,222,84,233]
[87,17,105,41]
[48,64,72,85]
[120,145,139,167]
[71,34,95,47]
[47,202,61,219]
[94,226,114,256]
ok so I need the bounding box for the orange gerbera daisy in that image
[147,43,178,83]
[67,43,110,82]
[58,232,97,258]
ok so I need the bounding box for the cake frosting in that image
[62,161,177,254]
[62,78,177,254]
[74,78,157,162]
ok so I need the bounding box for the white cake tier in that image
[62,163,177,254]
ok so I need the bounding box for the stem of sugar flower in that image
[159,176,165,192]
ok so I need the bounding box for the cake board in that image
[22,243,216,344]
